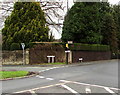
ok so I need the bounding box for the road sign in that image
[66,44,68,48]
[21,43,25,49]
[68,41,73,44]
[65,50,70,53]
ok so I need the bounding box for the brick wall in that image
[72,51,111,63]
[29,44,65,64]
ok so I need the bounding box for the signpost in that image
[65,43,70,65]
[21,43,25,65]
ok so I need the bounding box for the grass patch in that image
[35,62,66,65]
[0,71,29,79]
[48,62,65,65]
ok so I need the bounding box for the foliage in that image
[113,5,120,50]
[10,43,21,50]
[62,2,104,44]
[101,13,118,53]
[30,42,110,51]
[2,2,49,50]
[68,43,110,51]
[62,2,118,53]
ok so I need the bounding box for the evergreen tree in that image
[62,2,104,44]
[101,13,118,53]
[62,2,118,53]
[113,5,120,50]
[2,2,49,50]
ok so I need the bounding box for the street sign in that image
[66,44,68,48]
[21,43,25,49]
[65,50,70,53]
[68,41,73,44]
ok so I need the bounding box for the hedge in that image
[68,43,110,51]
[31,42,110,52]
[10,43,21,51]
[3,42,110,52]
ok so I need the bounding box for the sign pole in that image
[65,43,70,65]
[66,51,68,65]
[21,43,25,65]
[23,47,24,65]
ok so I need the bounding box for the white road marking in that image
[62,66,69,68]
[14,83,65,93]
[36,75,54,80]
[26,67,40,68]
[52,67,57,69]
[68,81,120,91]
[39,70,45,72]
[45,69,51,71]
[104,87,116,94]
[61,84,81,95]
[85,87,91,93]
[39,67,60,73]
[49,68,54,70]
[46,78,54,80]
[59,80,72,83]
[36,75,45,79]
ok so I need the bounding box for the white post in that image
[52,57,54,63]
[21,43,25,65]
[47,56,55,63]
[48,57,50,63]
[23,48,24,65]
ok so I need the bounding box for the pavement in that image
[1,59,120,94]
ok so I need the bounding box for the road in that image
[1,60,120,94]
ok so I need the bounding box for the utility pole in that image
[67,0,68,11]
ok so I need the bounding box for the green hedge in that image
[10,43,21,51]
[2,42,110,52]
[30,42,110,51]
[68,43,110,51]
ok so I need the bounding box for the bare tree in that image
[40,1,67,37]
[0,1,14,29]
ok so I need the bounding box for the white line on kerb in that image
[39,67,60,73]
[61,84,81,95]
[36,75,45,79]
[59,80,71,83]
[104,87,116,94]
[39,70,45,72]
[46,78,54,80]
[45,69,51,71]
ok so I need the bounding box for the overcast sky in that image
[108,0,120,4]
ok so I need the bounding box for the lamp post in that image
[21,43,25,65]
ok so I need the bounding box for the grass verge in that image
[37,62,66,65]
[0,71,29,79]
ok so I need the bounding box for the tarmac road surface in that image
[1,60,120,94]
